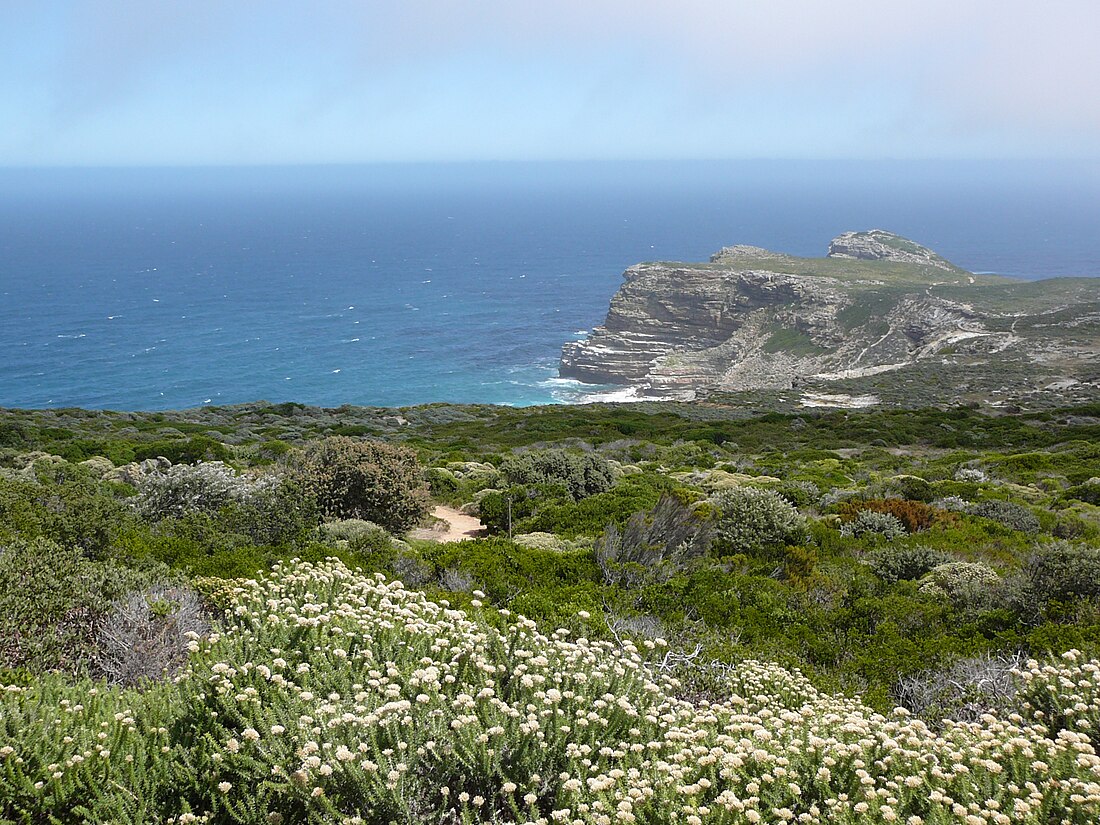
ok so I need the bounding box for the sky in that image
[2,1,1099,165]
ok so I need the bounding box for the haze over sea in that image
[2,160,1098,411]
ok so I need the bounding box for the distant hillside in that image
[560,230,1100,408]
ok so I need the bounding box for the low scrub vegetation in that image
[1,400,1099,821]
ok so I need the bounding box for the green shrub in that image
[710,487,808,555]
[888,475,935,502]
[479,483,569,535]
[1024,541,1100,605]
[131,435,232,464]
[840,510,907,541]
[499,448,614,500]
[918,561,1001,606]
[0,538,159,674]
[967,499,1040,534]
[866,544,953,584]
[0,475,132,561]
[1063,478,1100,505]
[291,436,430,532]
[519,473,680,538]
[595,494,713,586]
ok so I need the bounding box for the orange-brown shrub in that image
[838,499,952,533]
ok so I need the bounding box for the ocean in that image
[1,160,1098,410]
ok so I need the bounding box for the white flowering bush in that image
[954,468,987,483]
[2,558,1099,823]
[131,462,282,522]
[1015,651,1100,738]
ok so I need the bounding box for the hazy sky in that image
[2,1,1098,165]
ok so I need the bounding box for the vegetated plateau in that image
[2,395,1100,823]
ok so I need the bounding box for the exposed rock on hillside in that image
[826,229,958,271]
[560,231,1100,405]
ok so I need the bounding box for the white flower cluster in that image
[1015,651,1100,737]
[177,559,1100,823]
[2,559,1098,823]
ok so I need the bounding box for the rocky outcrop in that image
[827,229,958,271]
[560,231,1100,401]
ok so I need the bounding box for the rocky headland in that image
[560,231,1100,408]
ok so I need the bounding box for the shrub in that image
[131,435,232,464]
[954,467,987,482]
[840,510,907,541]
[132,462,270,521]
[918,561,1001,606]
[499,448,614,500]
[1014,650,1100,737]
[6,559,1098,823]
[516,473,678,538]
[316,518,392,548]
[888,475,934,502]
[933,495,969,512]
[512,532,580,553]
[1063,477,1100,505]
[894,652,1023,722]
[866,544,953,583]
[967,499,1040,534]
[479,483,568,535]
[217,476,318,546]
[291,436,430,532]
[1023,541,1100,605]
[775,479,821,508]
[0,537,157,674]
[596,494,713,586]
[95,583,208,685]
[838,498,940,533]
[710,487,808,555]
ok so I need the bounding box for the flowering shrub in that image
[710,487,808,554]
[3,558,1098,823]
[918,561,1002,605]
[131,462,276,521]
[954,467,987,483]
[1015,650,1100,737]
[933,495,970,513]
[839,510,907,541]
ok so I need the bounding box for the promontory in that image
[560,230,1099,408]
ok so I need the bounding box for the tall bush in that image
[291,437,430,532]
[710,487,808,555]
[499,449,614,500]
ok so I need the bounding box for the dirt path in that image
[409,505,487,543]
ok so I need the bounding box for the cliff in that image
[560,231,1100,405]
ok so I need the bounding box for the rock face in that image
[826,229,957,271]
[560,231,1100,401]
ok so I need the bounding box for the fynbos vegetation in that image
[1,399,1099,821]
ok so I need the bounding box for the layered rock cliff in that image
[560,231,1100,403]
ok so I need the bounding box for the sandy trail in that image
[410,505,487,543]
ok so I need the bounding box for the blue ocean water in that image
[1,161,1098,410]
